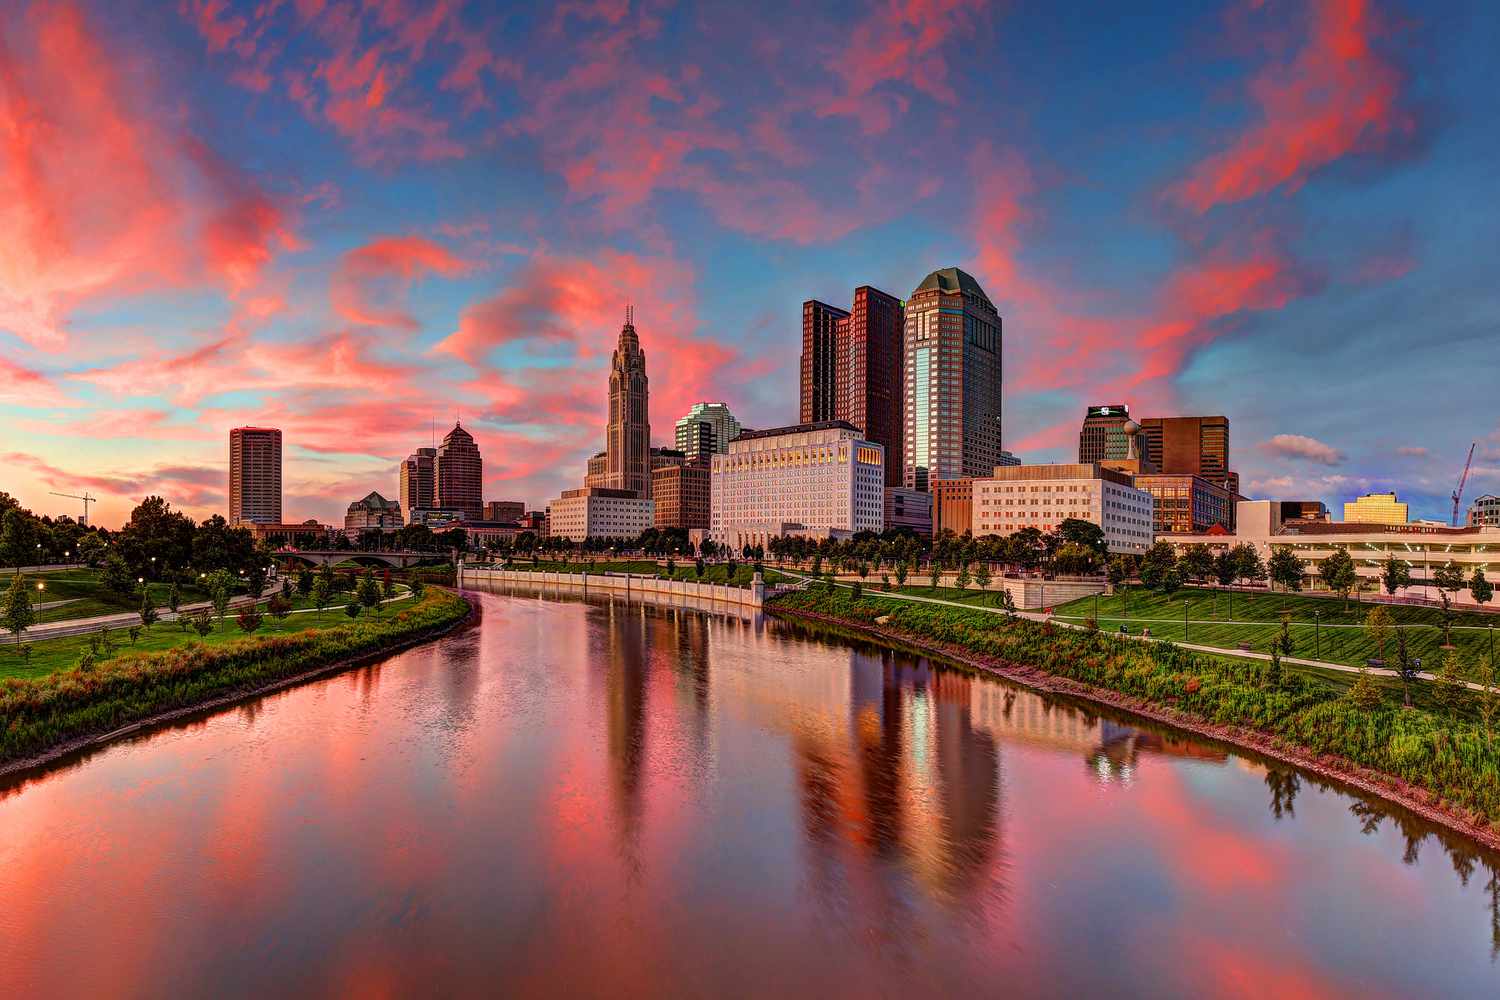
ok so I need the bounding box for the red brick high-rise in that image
[436,422,483,519]
[798,286,904,485]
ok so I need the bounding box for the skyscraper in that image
[605,307,651,498]
[800,300,849,423]
[843,286,905,487]
[1078,405,1133,463]
[1137,416,1237,494]
[674,402,741,462]
[400,446,436,523]
[228,427,282,526]
[797,287,904,486]
[435,423,483,518]
[903,267,1003,491]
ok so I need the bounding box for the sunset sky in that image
[3,0,1497,529]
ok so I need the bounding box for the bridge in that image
[279,549,451,569]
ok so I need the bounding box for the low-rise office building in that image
[1343,491,1409,525]
[548,487,654,541]
[710,420,884,551]
[1469,495,1500,527]
[884,487,933,535]
[1160,500,1500,605]
[1133,473,1236,534]
[344,491,404,538]
[652,461,711,530]
[484,500,525,523]
[931,478,974,536]
[972,463,1154,554]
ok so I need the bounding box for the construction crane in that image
[49,491,96,527]
[1451,442,1476,527]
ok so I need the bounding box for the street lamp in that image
[1314,611,1321,660]
[36,581,45,593]
[1184,600,1190,643]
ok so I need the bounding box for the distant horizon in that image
[4,0,1497,529]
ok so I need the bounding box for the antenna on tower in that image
[625,302,633,326]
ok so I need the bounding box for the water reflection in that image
[2,585,1499,995]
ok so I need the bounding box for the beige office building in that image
[229,426,282,526]
[972,463,1154,554]
[547,487,654,542]
[710,421,884,551]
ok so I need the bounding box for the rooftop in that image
[912,267,990,300]
[733,420,861,441]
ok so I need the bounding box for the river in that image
[2,586,1498,996]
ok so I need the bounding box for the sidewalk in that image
[782,572,1492,693]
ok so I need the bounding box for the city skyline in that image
[3,0,1499,529]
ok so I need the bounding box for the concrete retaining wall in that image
[460,567,764,609]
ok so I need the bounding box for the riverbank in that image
[0,589,473,780]
[768,587,1500,852]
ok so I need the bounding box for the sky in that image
[2,0,1498,530]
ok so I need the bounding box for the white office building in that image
[711,421,885,551]
[547,487,654,542]
[973,463,1154,554]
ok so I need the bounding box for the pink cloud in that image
[331,236,470,329]
[1168,0,1418,213]
[0,2,294,350]
[1258,433,1346,466]
[0,357,69,408]
[4,452,225,510]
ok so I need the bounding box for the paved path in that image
[781,572,1493,693]
[1050,612,1500,633]
[17,590,412,642]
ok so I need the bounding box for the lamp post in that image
[1184,600,1190,643]
[1314,611,1321,661]
[1489,623,1494,668]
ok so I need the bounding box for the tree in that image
[1434,559,1466,646]
[895,560,910,588]
[1364,606,1394,664]
[237,606,264,636]
[409,577,425,599]
[974,562,992,592]
[204,568,235,629]
[2,572,36,646]
[1277,612,1295,656]
[694,557,705,580]
[1058,518,1107,558]
[954,566,970,594]
[1394,627,1418,707]
[1381,555,1412,596]
[344,600,362,621]
[138,589,158,631]
[382,569,396,600]
[267,594,293,624]
[1054,543,1098,576]
[1107,555,1132,612]
[76,533,107,568]
[192,514,256,576]
[1159,564,1183,596]
[1471,654,1499,742]
[1433,650,1467,714]
[244,561,268,604]
[929,561,941,591]
[167,581,181,613]
[1232,544,1267,588]
[1471,567,1494,608]
[998,589,1017,619]
[1213,549,1238,588]
[1265,647,1283,689]
[1,508,39,568]
[100,553,138,600]
[1268,547,1304,592]
[296,569,314,597]
[1139,542,1177,592]
[311,576,332,624]
[191,611,215,638]
[1347,668,1383,711]
[357,573,382,617]
[118,496,195,579]
[1181,544,1216,583]
[1319,550,1359,609]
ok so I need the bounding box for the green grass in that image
[2,587,416,679]
[23,569,212,624]
[771,586,1500,831]
[1052,586,1500,670]
[0,589,470,766]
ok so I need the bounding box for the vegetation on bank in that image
[771,587,1500,832]
[1052,586,1500,671]
[0,588,467,767]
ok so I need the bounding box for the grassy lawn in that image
[2,587,416,680]
[21,569,213,624]
[1052,586,1499,670]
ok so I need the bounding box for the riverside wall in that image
[459,567,765,609]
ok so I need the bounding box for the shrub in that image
[237,608,264,636]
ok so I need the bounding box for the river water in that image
[2,586,1498,996]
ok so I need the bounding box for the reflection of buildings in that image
[597,600,649,850]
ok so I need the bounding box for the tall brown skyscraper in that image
[903,268,1002,491]
[1137,416,1238,494]
[435,423,483,518]
[228,426,282,526]
[800,300,849,424]
[605,307,651,498]
[400,446,436,522]
[798,287,904,485]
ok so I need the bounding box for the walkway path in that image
[781,573,1492,693]
[17,590,412,642]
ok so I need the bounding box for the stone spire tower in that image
[605,305,651,498]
